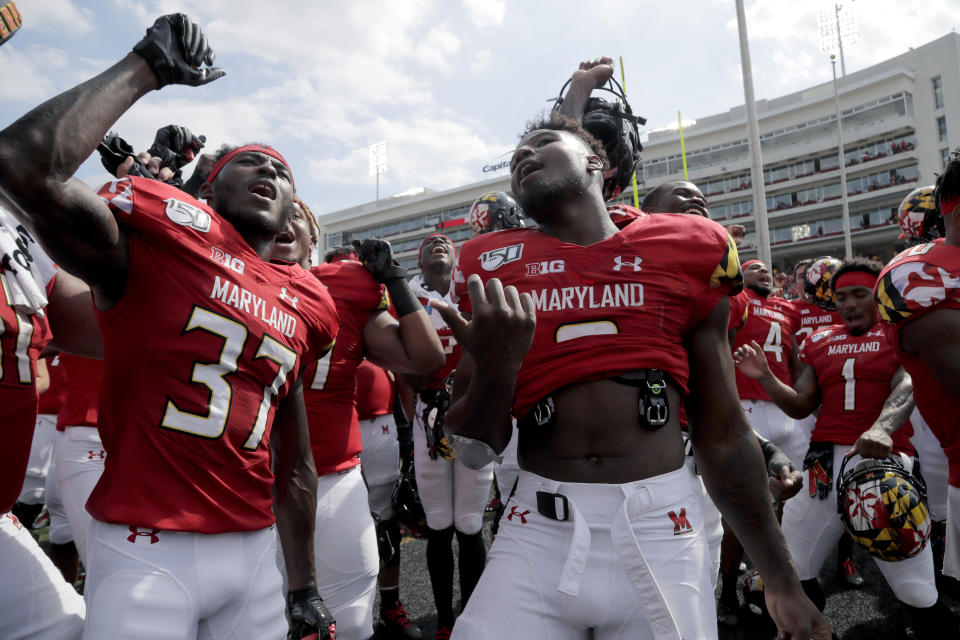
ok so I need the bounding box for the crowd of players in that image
[1,14,959,640]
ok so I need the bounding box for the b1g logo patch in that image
[479,243,523,271]
[165,198,212,233]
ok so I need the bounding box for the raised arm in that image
[851,366,914,459]
[733,340,820,419]
[685,298,830,640]
[557,57,614,122]
[355,238,445,374]
[0,14,222,303]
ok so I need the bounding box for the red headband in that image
[418,233,456,265]
[207,145,295,190]
[833,270,876,292]
[941,195,960,217]
[741,259,763,270]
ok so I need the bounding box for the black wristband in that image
[385,277,422,318]
[287,585,321,603]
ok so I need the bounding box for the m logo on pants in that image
[667,508,693,535]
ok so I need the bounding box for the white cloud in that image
[413,27,461,69]
[469,48,492,72]
[728,0,960,95]
[0,45,111,103]
[23,0,95,34]
[461,0,505,28]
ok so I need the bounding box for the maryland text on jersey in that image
[528,282,644,312]
[211,276,299,337]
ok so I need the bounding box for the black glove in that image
[98,131,154,178]
[287,586,336,640]
[761,440,797,480]
[352,239,407,283]
[149,125,206,171]
[132,14,225,88]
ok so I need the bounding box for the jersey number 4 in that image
[161,306,297,450]
[763,321,783,363]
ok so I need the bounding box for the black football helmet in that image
[468,191,525,236]
[836,455,932,562]
[553,76,646,202]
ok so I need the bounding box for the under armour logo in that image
[667,508,693,535]
[127,526,161,544]
[279,287,299,309]
[87,449,105,460]
[613,256,643,272]
[381,425,390,434]
[507,506,529,524]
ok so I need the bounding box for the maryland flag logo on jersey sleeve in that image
[377,287,391,311]
[876,260,960,324]
[710,234,744,294]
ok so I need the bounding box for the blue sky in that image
[2,1,958,214]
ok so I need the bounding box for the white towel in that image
[0,215,49,317]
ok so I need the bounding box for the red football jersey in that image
[37,354,67,415]
[0,207,57,513]
[304,260,388,474]
[453,209,742,416]
[410,273,460,391]
[792,299,841,345]
[356,360,394,420]
[732,290,798,401]
[799,323,914,453]
[728,290,749,331]
[875,240,960,485]
[56,354,103,430]
[88,177,338,533]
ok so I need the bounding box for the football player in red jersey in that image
[875,150,960,597]
[719,257,807,624]
[432,114,828,639]
[0,15,340,640]
[640,180,710,217]
[734,258,957,635]
[272,202,443,640]
[401,233,494,640]
[0,207,95,640]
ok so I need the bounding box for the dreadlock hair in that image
[294,196,321,248]
[324,246,359,263]
[934,148,960,215]
[829,257,882,295]
[519,114,609,172]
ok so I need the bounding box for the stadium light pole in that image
[368,140,388,202]
[831,55,854,259]
[735,0,771,267]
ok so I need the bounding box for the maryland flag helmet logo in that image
[805,256,843,311]
[836,456,931,562]
[710,233,744,294]
[897,185,942,245]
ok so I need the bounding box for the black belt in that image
[518,369,671,431]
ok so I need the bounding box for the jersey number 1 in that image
[841,357,856,411]
[161,307,297,450]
